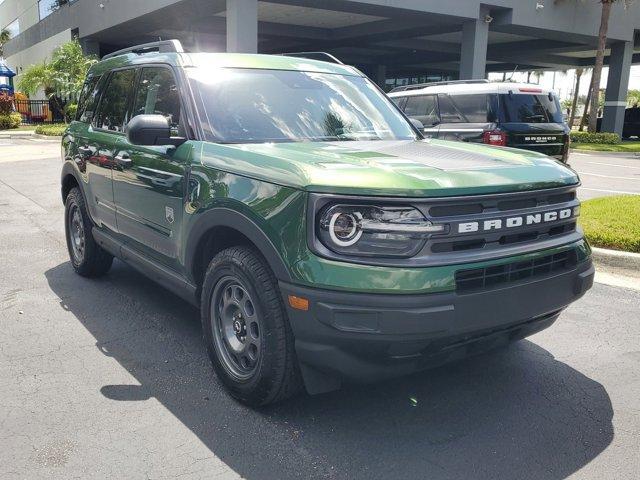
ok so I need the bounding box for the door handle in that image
[114,153,132,167]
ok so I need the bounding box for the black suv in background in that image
[597,106,640,139]
[389,80,570,162]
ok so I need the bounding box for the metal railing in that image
[14,99,65,125]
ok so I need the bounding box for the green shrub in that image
[570,131,621,144]
[580,195,640,253]
[64,103,77,121]
[0,112,22,130]
[35,123,68,136]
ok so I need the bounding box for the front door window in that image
[131,67,182,135]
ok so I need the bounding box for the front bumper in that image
[281,258,594,394]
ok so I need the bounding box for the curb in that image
[0,132,61,140]
[33,133,62,140]
[0,130,36,138]
[591,247,640,279]
[571,149,640,158]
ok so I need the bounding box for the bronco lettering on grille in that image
[457,208,574,234]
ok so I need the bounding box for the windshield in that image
[188,68,417,143]
[499,93,563,123]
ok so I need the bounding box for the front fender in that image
[184,207,294,284]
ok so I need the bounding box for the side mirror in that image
[126,114,186,147]
[409,118,425,131]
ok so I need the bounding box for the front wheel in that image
[64,187,113,277]
[201,246,301,406]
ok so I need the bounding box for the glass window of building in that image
[39,0,72,21]
[5,19,19,38]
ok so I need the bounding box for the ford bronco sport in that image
[61,40,594,406]
[389,80,570,162]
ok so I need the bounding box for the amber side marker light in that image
[288,295,310,311]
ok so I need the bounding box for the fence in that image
[14,99,65,125]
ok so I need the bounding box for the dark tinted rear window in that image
[77,75,102,123]
[438,94,489,123]
[499,94,563,123]
[95,69,137,132]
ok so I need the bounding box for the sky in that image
[488,65,640,101]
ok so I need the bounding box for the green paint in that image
[64,51,589,297]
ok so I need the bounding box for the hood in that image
[200,139,578,197]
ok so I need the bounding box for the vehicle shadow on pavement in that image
[45,261,614,480]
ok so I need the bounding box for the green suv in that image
[61,40,594,406]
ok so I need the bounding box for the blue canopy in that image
[0,61,16,78]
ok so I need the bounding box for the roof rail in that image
[102,39,184,60]
[389,79,489,93]
[279,52,344,65]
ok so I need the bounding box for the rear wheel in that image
[64,187,113,277]
[201,246,301,406]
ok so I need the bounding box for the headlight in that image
[317,204,444,257]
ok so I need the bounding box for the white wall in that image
[0,0,39,34]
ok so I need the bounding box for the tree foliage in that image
[0,28,11,57]
[17,39,97,103]
[627,89,640,107]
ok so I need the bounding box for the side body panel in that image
[112,139,193,272]
[63,122,118,231]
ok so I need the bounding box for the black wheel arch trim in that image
[61,161,85,204]
[185,207,293,285]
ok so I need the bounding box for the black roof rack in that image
[102,39,184,60]
[389,79,489,93]
[279,52,344,64]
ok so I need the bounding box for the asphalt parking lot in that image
[569,151,640,200]
[0,138,638,480]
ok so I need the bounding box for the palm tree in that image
[0,28,11,58]
[569,68,584,129]
[588,0,617,132]
[17,40,97,121]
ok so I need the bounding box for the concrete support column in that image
[459,8,489,80]
[375,64,387,88]
[602,41,633,135]
[226,0,258,53]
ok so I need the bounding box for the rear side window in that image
[499,94,563,123]
[439,94,489,123]
[94,69,137,132]
[77,75,102,123]
[403,95,438,126]
[132,67,182,134]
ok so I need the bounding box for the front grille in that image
[425,186,580,257]
[428,189,576,219]
[455,250,577,293]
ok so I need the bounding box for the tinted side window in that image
[94,69,137,132]
[403,95,438,126]
[439,94,488,123]
[132,67,181,134]
[77,75,102,123]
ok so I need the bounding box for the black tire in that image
[64,187,113,277]
[201,246,302,406]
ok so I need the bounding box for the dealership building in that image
[1,0,640,135]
